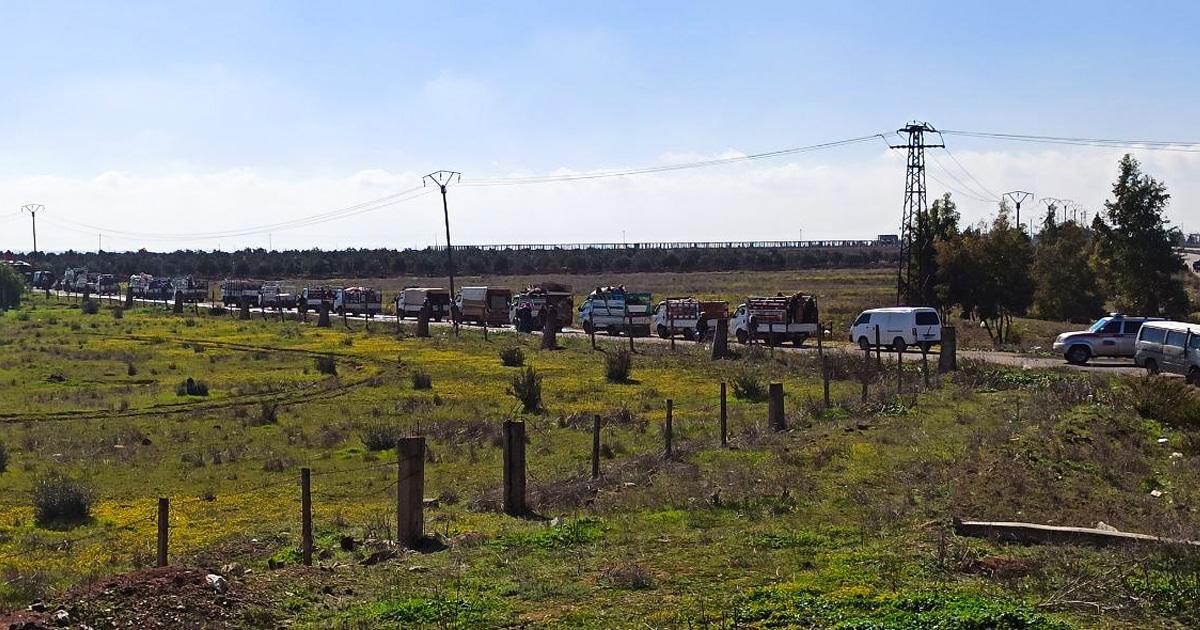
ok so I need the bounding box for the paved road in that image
[51,290,1148,376]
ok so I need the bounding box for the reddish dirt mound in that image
[1,566,267,629]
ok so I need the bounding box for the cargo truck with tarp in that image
[579,286,652,337]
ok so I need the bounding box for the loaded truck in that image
[259,282,298,309]
[169,276,208,303]
[510,283,573,333]
[652,298,729,340]
[395,288,452,320]
[302,286,336,310]
[456,287,512,326]
[730,293,819,346]
[334,287,382,317]
[222,279,263,307]
[579,286,652,337]
[130,274,171,300]
[32,270,55,290]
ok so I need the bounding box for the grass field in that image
[1,293,1198,628]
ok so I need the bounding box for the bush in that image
[411,370,432,390]
[1131,376,1200,427]
[732,371,767,402]
[15,311,29,322]
[314,356,337,376]
[508,367,543,413]
[0,442,8,473]
[175,377,209,396]
[248,402,279,426]
[111,306,124,320]
[359,421,399,451]
[32,472,94,526]
[500,347,525,367]
[80,300,99,315]
[605,350,633,383]
[0,265,23,310]
[126,361,138,376]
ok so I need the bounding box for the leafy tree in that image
[0,264,23,310]
[1031,209,1105,322]
[1091,154,1190,317]
[912,193,961,307]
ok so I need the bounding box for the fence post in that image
[503,420,527,516]
[591,414,602,480]
[416,303,430,337]
[157,497,169,567]
[397,437,425,547]
[822,356,831,409]
[664,399,674,457]
[921,345,930,388]
[938,326,958,373]
[874,324,882,370]
[817,322,824,359]
[768,382,785,431]
[541,306,558,350]
[861,346,870,402]
[896,348,904,397]
[711,317,728,360]
[173,293,184,315]
[719,381,728,447]
[301,467,313,566]
[317,302,331,328]
[669,310,676,351]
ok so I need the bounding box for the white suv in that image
[1052,314,1161,365]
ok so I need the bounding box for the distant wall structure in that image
[432,239,897,252]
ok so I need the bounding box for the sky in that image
[1,1,1198,253]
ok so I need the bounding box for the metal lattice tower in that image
[890,122,942,305]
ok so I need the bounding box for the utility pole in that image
[1003,191,1033,229]
[21,204,44,254]
[423,170,462,319]
[888,122,943,306]
[1039,197,1063,225]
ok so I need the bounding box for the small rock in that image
[29,600,47,612]
[1094,521,1119,532]
[52,608,70,626]
[408,565,429,573]
[206,574,228,594]
[1171,452,1184,460]
[1151,489,1164,498]
[422,497,439,509]
[1158,437,1169,444]
[550,517,563,528]
[339,535,357,551]
[221,562,244,576]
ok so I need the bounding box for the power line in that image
[938,145,1002,201]
[941,129,1200,152]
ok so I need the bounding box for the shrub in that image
[0,442,7,473]
[599,561,653,590]
[732,371,767,402]
[32,472,94,525]
[359,421,399,451]
[314,356,337,376]
[111,306,124,320]
[605,350,633,383]
[80,300,99,315]
[508,367,543,413]
[248,402,279,426]
[175,378,209,396]
[499,347,525,367]
[1131,376,1200,428]
[411,370,432,390]
[184,318,197,327]
[15,311,29,322]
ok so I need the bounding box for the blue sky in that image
[2,1,1197,251]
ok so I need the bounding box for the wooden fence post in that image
[416,303,430,337]
[896,348,904,397]
[503,421,527,516]
[669,311,676,351]
[301,467,313,566]
[157,497,169,567]
[541,307,558,350]
[822,356,831,409]
[720,381,728,447]
[397,437,425,547]
[768,383,785,431]
[861,347,870,402]
[874,324,882,370]
[591,414,602,480]
[817,322,824,359]
[664,399,673,457]
[921,345,930,388]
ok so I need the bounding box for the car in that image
[1134,320,1200,384]
[1052,314,1162,365]
[1193,259,1200,272]
[849,307,941,353]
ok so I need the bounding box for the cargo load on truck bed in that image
[335,287,382,317]
[653,297,729,340]
[222,279,263,307]
[731,292,819,346]
[511,283,573,332]
[580,286,652,337]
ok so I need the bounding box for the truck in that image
[169,276,208,303]
[83,273,118,295]
[130,273,171,300]
[259,282,298,309]
[222,279,262,307]
[652,298,729,340]
[302,286,336,310]
[511,283,574,333]
[395,288,452,320]
[31,270,55,290]
[579,286,652,337]
[334,287,382,317]
[730,293,819,346]
[456,287,513,326]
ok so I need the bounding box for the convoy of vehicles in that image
[334,287,382,317]
[1135,320,1200,384]
[579,286,652,337]
[849,306,941,353]
[457,287,513,326]
[396,288,452,320]
[731,293,819,346]
[511,283,573,332]
[652,298,728,340]
[1052,314,1161,365]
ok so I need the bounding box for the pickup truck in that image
[579,286,652,337]
[652,298,728,340]
[730,293,819,346]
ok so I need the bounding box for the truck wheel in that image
[1065,345,1090,365]
[1144,359,1159,375]
[657,325,670,339]
[736,329,748,344]
[682,329,696,341]
[892,337,907,354]
[582,321,593,335]
[606,326,619,336]
[793,334,807,348]
[1187,368,1199,386]
[858,336,871,351]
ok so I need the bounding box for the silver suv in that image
[1052,314,1162,365]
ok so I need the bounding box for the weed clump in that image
[247,402,279,426]
[411,370,433,390]
[314,356,337,376]
[508,367,543,413]
[732,371,767,401]
[80,300,99,315]
[110,306,124,320]
[599,561,653,590]
[32,472,94,526]
[605,350,633,383]
[499,347,525,367]
[359,421,399,451]
[175,377,209,396]
[1131,376,1200,427]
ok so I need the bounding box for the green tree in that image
[0,264,23,310]
[1091,154,1190,317]
[913,192,961,307]
[1031,209,1105,322]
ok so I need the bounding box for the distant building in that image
[877,234,899,246]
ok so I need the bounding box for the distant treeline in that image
[16,246,897,279]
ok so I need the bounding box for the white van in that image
[849,307,941,353]
[1134,321,1200,384]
